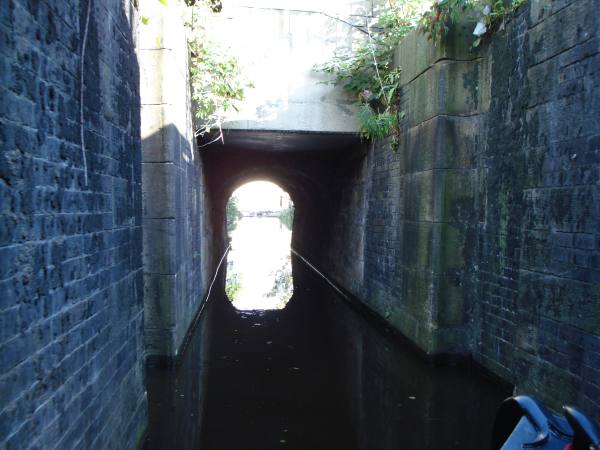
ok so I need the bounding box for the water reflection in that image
[200,262,511,450]
[226,216,293,310]
[146,258,511,449]
[324,284,512,450]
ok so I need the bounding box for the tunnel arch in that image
[222,168,314,215]
[201,130,364,264]
[225,178,296,231]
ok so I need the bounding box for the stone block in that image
[143,218,177,274]
[139,49,164,105]
[400,222,433,271]
[431,326,469,354]
[404,59,486,126]
[403,171,434,222]
[141,106,182,163]
[401,115,479,174]
[434,168,477,224]
[144,273,176,330]
[138,0,187,52]
[388,304,419,344]
[144,327,173,357]
[395,21,481,86]
[142,162,179,218]
[397,268,434,325]
[414,320,437,355]
[435,276,465,327]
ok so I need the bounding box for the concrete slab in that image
[206,2,366,133]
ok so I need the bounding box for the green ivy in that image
[183,1,252,137]
[313,1,422,148]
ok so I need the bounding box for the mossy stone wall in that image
[324,0,599,422]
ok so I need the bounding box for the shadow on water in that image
[143,305,212,449]
[200,277,353,450]
[321,272,513,450]
[145,259,511,450]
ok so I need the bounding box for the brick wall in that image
[475,0,600,421]
[324,0,599,422]
[0,0,146,447]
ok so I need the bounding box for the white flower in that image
[473,21,487,37]
[360,89,373,101]
[482,5,491,15]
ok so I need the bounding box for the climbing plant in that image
[184,1,252,139]
[314,0,423,148]
[278,204,295,230]
[143,0,251,139]
[226,195,243,232]
[225,267,241,302]
[314,0,526,146]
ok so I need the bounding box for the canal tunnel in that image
[142,129,514,450]
[2,0,599,447]
[201,130,365,265]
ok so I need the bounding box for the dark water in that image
[144,261,511,450]
[143,305,212,449]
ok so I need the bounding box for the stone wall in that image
[0,0,146,447]
[139,1,215,364]
[476,0,600,421]
[324,0,599,421]
[325,21,486,356]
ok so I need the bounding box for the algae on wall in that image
[323,0,600,423]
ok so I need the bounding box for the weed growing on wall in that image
[141,0,251,139]
[184,1,252,139]
[314,1,423,148]
[314,0,526,147]
[420,0,527,48]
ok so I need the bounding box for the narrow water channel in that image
[144,218,511,450]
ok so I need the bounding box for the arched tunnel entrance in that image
[143,130,512,450]
[202,130,364,268]
[4,0,598,445]
[225,180,294,310]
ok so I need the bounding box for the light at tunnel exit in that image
[225,181,294,310]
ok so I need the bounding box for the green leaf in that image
[157,0,168,6]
